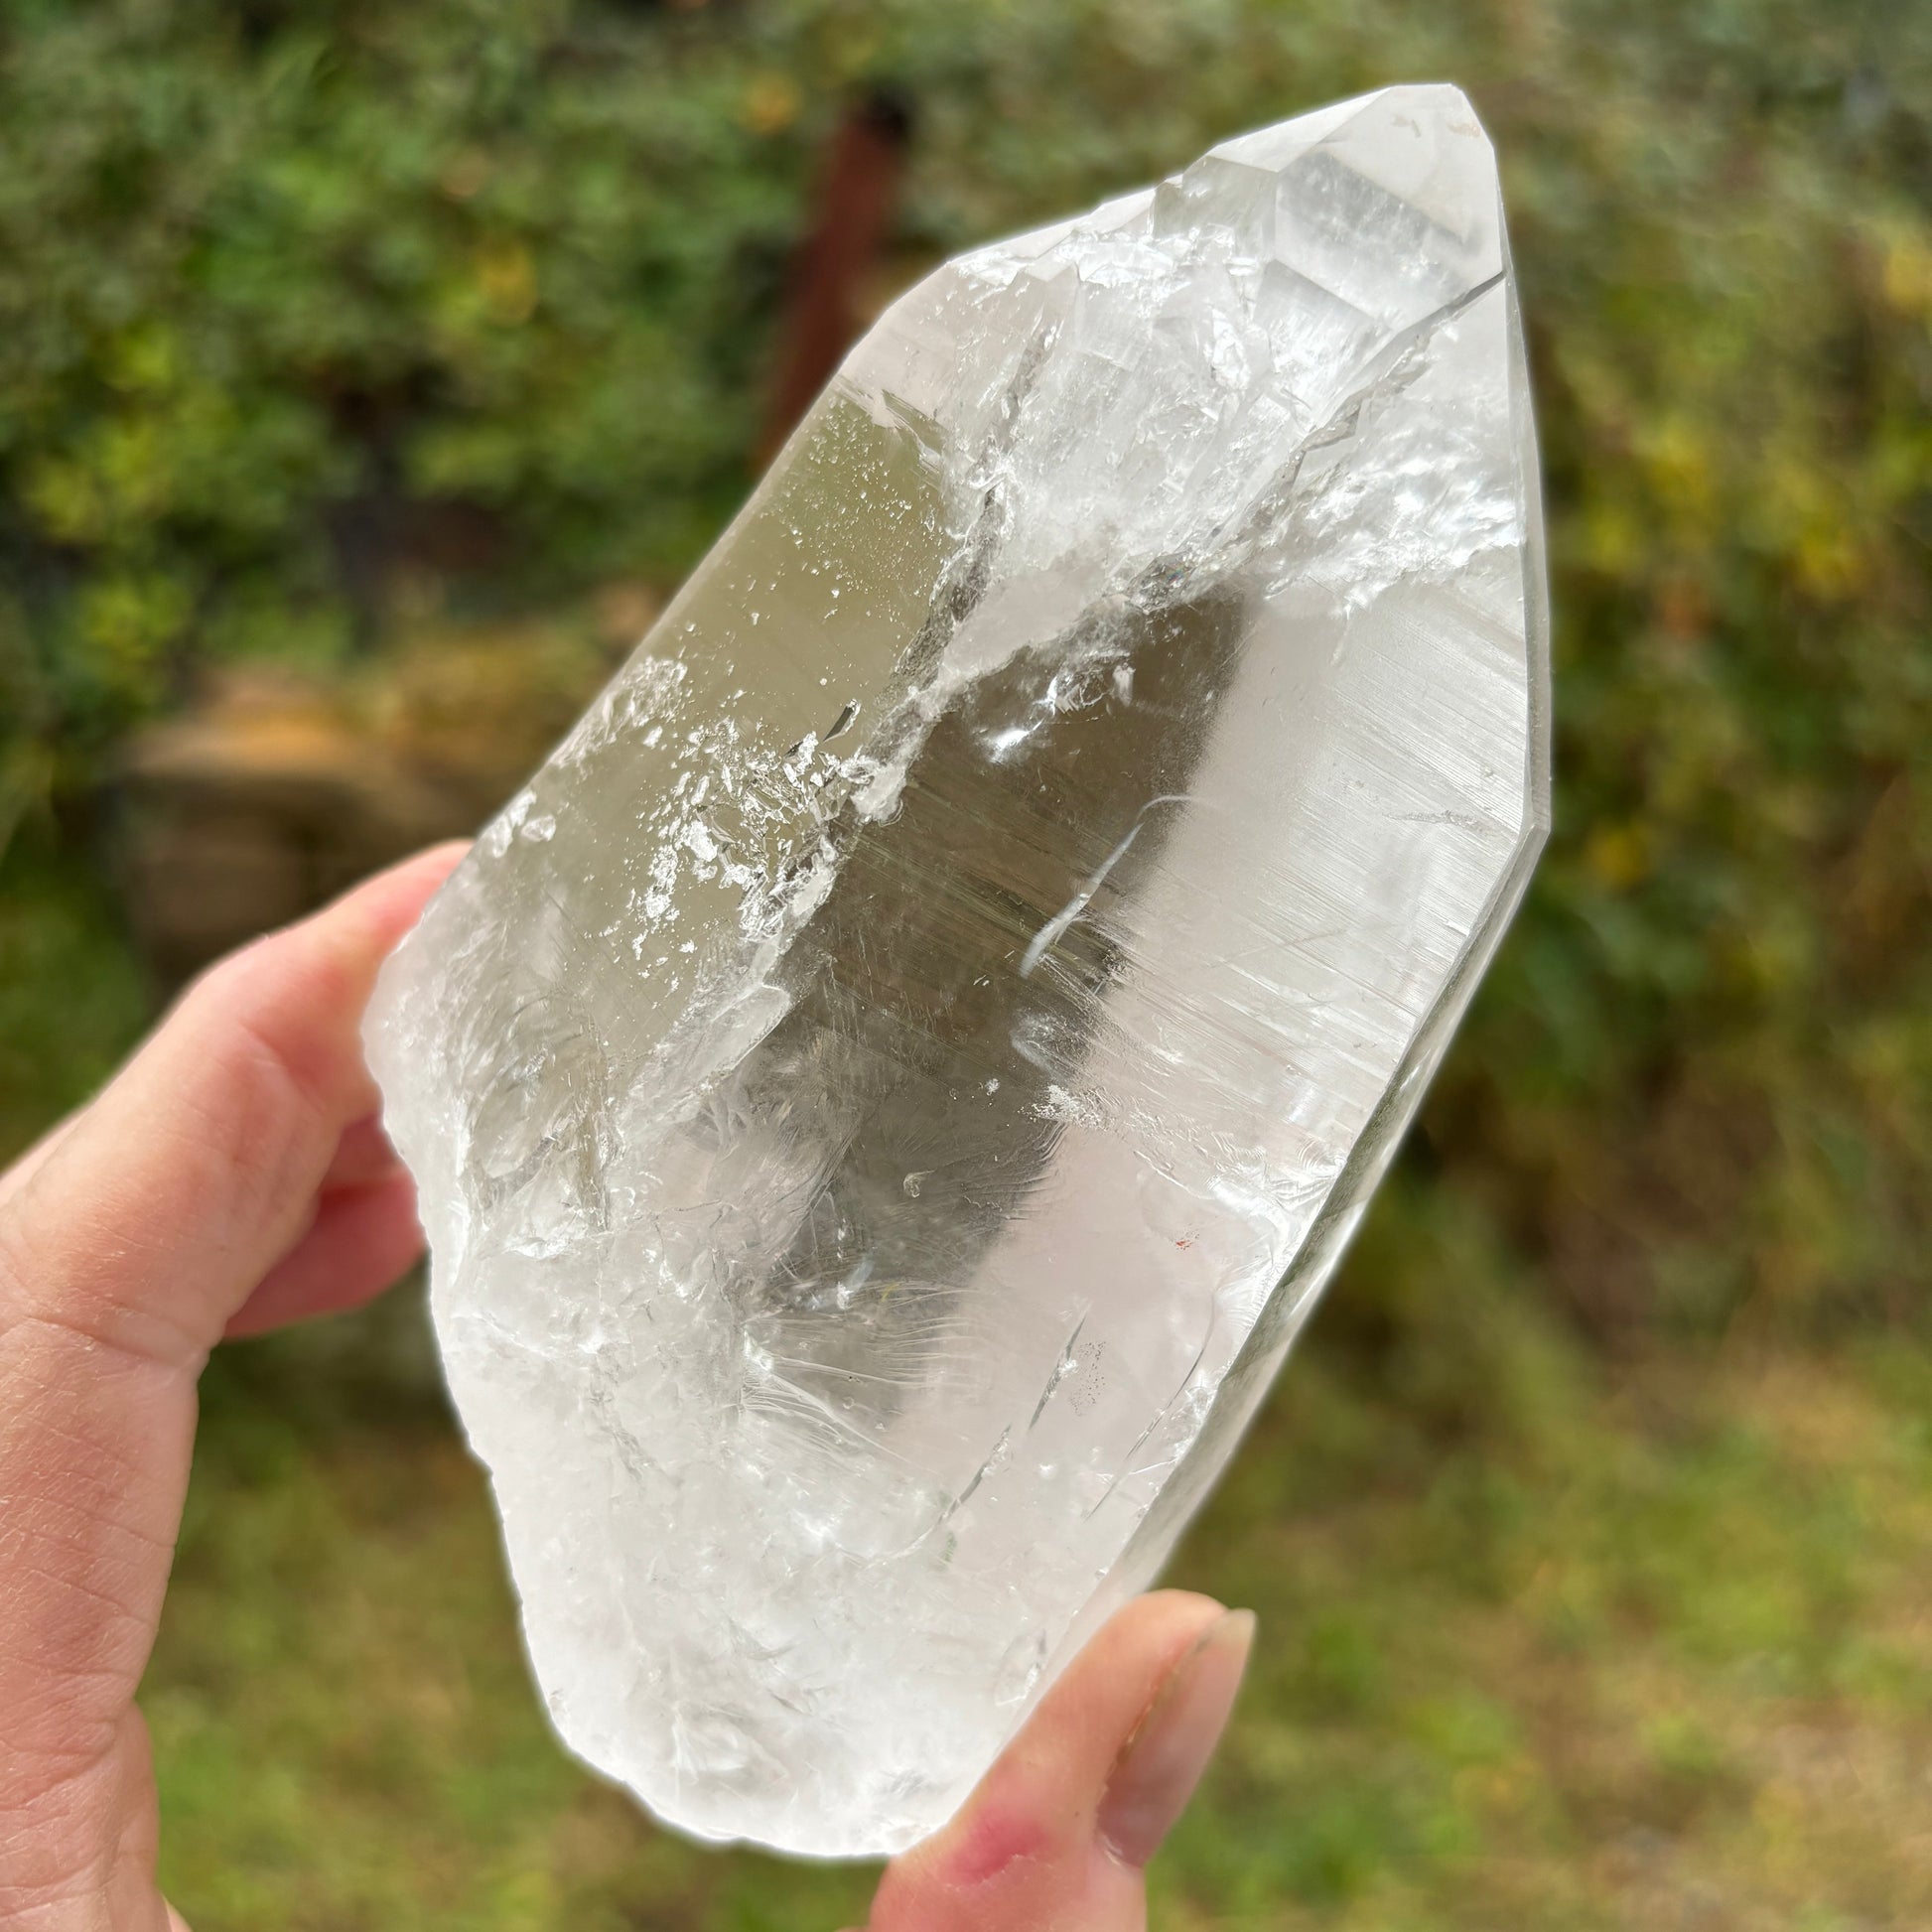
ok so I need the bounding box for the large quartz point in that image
[366,82,1549,1859]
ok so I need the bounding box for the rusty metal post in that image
[759,89,913,470]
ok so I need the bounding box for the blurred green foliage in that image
[1,0,1930,1924]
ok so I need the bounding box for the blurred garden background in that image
[3,0,1931,1925]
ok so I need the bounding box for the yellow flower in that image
[741,72,801,137]
[476,238,537,324]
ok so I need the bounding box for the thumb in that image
[861,1591,1253,1932]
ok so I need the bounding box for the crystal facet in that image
[366,83,1550,1859]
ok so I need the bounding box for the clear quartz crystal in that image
[366,82,1549,1859]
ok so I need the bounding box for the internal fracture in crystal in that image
[366,82,1550,1859]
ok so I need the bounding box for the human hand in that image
[0,846,1250,1930]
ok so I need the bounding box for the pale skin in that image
[0,847,1253,1932]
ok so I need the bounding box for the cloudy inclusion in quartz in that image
[366,83,1550,1859]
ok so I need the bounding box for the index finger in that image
[0,842,464,1372]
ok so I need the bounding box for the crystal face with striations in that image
[366,83,1550,1859]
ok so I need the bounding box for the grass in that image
[140,1286,1932,1931]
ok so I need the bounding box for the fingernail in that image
[1096,1606,1254,1868]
